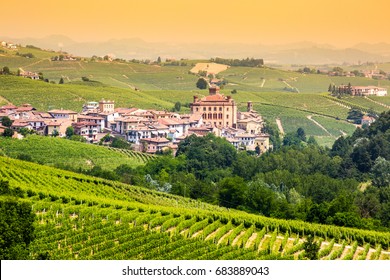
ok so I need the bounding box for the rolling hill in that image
[1,45,390,147]
[1,156,389,260]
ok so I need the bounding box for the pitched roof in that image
[141,137,170,143]
[201,94,228,102]
[48,109,77,114]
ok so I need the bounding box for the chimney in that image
[193,96,199,103]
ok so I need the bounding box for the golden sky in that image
[2,0,389,46]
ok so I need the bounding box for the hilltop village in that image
[0,86,270,154]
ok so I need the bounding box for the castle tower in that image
[99,99,115,113]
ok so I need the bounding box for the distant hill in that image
[2,35,390,64]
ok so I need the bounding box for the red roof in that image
[141,137,170,143]
[201,94,228,102]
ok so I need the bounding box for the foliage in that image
[303,235,320,260]
[1,116,13,128]
[0,180,35,259]
[2,128,14,137]
[111,137,132,149]
[211,57,264,67]
[196,78,208,89]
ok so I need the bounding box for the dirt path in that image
[78,62,86,70]
[307,115,333,137]
[109,77,137,90]
[23,58,50,68]
[276,118,284,135]
[282,80,300,93]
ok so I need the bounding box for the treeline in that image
[211,57,264,67]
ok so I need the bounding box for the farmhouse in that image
[19,70,40,80]
[338,85,387,96]
[190,86,237,128]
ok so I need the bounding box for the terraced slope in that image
[1,156,389,260]
[0,135,154,170]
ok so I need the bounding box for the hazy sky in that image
[2,0,389,46]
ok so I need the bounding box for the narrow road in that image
[276,118,284,135]
[307,115,333,137]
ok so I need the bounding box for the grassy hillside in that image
[0,135,154,170]
[1,46,390,147]
[1,156,389,260]
[0,75,175,112]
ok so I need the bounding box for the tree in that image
[218,176,247,208]
[303,235,320,260]
[2,66,10,75]
[328,84,332,92]
[52,129,59,137]
[157,56,162,64]
[307,136,317,145]
[65,126,74,138]
[296,127,306,142]
[111,137,131,149]
[371,157,390,187]
[174,101,181,112]
[196,78,208,89]
[2,128,14,137]
[1,116,13,127]
[59,77,64,84]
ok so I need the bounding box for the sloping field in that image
[0,135,153,170]
[1,156,389,260]
[190,63,229,75]
[0,75,174,112]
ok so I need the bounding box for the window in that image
[214,107,217,111]
[227,114,229,119]
[219,107,222,111]
[196,108,199,112]
[227,108,229,111]
[203,107,206,111]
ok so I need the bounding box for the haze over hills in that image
[2,35,390,64]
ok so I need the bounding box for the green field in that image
[1,46,390,147]
[0,135,154,170]
[1,156,389,260]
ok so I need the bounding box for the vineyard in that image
[106,147,155,163]
[0,135,152,170]
[1,156,389,260]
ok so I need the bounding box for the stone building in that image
[190,86,237,128]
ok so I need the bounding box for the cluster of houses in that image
[324,69,389,80]
[0,87,271,154]
[1,41,18,50]
[337,85,388,96]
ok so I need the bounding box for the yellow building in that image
[99,99,115,114]
[190,86,237,127]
